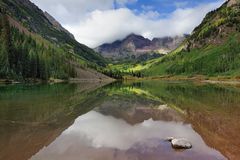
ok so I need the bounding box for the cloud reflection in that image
[31,111,225,160]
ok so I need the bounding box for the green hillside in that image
[142,0,240,78]
[0,0,109,82]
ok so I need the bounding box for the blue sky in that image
[31,0,225,47]
[117,0,223,16]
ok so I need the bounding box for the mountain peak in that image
[126,33,144,38]
[123,34,151,48]
[96,34,185,59]
[124,33,149,42]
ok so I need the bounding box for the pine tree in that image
[0,14,11,78]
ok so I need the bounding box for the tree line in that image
[0,13,76,81]
[102,69,144,79]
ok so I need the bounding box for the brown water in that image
[0,81,239,160]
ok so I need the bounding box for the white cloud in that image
[30,0,137,24]
[65,1,224,48]
[30,0,224,48]
[30,0,114,24]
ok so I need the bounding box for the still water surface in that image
[0,81,240,160]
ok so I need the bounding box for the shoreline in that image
[2,75,240,86]
[123,75,240,85]
[0,78,116,85]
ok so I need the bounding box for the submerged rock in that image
[171,138,192,149]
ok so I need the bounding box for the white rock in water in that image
[171,138,192,149]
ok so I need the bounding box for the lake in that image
[0,81,239,160]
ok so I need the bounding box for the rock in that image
[171,138,192,149]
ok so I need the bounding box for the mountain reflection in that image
[2,81,240,160]
[31,110,225,160]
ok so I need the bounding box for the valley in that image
[0,0,240,83]
[103,0,240,81]
[1,1,240,160]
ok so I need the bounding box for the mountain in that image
[141,0,240,78]
[1,0,107,66]
[0,0,110,82]
[96,34,186,59]
[186,0,240,50]
[43,11,75,39]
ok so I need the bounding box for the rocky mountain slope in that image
[142,0,240,77]
[0,0,111,81]
[96,34,185,59]
[43,11,75,39]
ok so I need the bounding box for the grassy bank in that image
[121,74,240,86]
